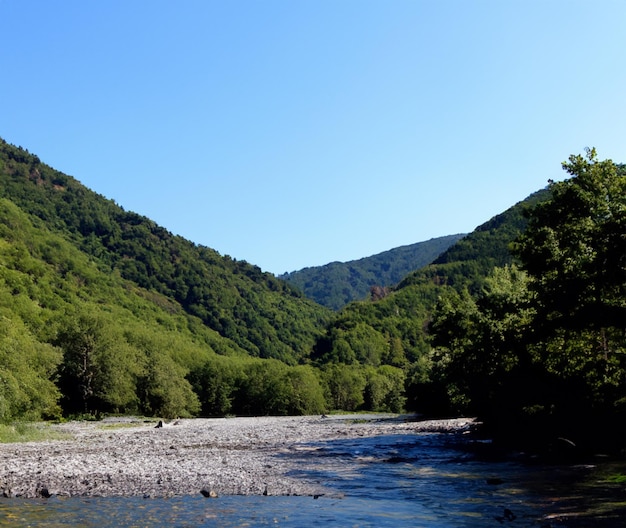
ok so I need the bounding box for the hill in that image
[3,136,621,452]
[397,188,549,292]
[279,234,465,310]
[0,138,333,419]
[0,136,552,421]
[310,189,551,411]
[0,139,332,364]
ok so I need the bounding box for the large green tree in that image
[514,148,626,333]
[54,314,142,415]
[431,150,626,451]
[512,149,626,449]
[429,266,535,422]
[0,315,61,421]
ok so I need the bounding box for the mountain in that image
[279,234,466,310]
[2,137,621,455]
[0,137,333,419]
[0,139,332,364]
[397,188,550,292]
[0,136,551,422]
[311,189,551,388]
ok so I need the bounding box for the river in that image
[0,429,624,526]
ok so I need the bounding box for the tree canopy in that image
[431,149,626,452]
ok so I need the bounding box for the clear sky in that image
[2,1,625,274]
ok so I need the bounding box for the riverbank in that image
[0,414,474,499]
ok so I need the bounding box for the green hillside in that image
[1,138,622,453]
[0,138,334,419]
[279,234,465,310]
[308,190,552,417]
[314,150,625,452]
[0,139,331,364]
[0,194,333,419]
[397,188,550,292]
[313,190,550,367]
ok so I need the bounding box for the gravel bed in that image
[0,415,474,499]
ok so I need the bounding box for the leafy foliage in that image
[0,315,61,422]
[431,150,626,451]
[429,266,536,417]
[514,148,626,333]
[54,313,140,414]
[189,358,326,416]
[312,190,550,414]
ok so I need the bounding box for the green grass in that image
[0,422,72,443]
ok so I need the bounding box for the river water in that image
[1,430,624,527]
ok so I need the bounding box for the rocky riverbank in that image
[0,414,474,499]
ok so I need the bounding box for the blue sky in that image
[2,1,625,274]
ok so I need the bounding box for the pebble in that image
[0,415,474,498]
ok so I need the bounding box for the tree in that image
[430,151,626,450]
[363,365,406,412]
[55,314,106,414]
[513,148,626,332]
[511,149,626,449]
[188,358,243,417]
[54,313,142,415]
[137,349,200,418]
[429,266,534,420]
[322,364,366,411]
[0,315,62,421]
[234,361,292,415]
[285,365,327,415]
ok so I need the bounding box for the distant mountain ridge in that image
[279,234,466,310]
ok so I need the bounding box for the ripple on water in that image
[1,431,624,527]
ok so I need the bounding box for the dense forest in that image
[0,139,332,364]
[0,138,332,419]
[430,150,625,452]
[279,234,465,310]
[1,138,624,453]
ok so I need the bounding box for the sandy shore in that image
[0,415,474,499]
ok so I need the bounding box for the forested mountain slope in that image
[397,188,550,292]
[311,189,551,409]
[0,139,332,365]
[279,234,465,310]
[0,137,339,420]
[0,193,334,419]
[3,136,621,453]
[0,195,224,419]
